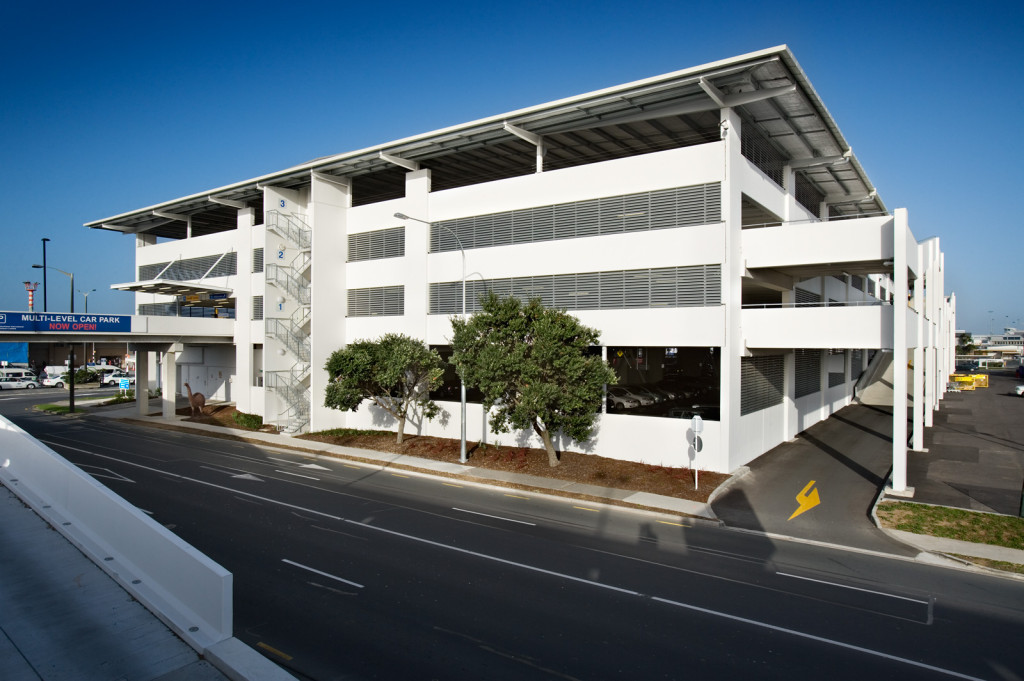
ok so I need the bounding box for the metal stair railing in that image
[266,210,311,250]
[266,319,311,363]
[265,263,311,305]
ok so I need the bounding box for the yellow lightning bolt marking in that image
[788,480,820,521]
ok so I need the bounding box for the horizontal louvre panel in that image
[741,355,785,416]
[348,227,405,262]
[795,349,821,398]
[429,183,722,253]
[428,264,722,315]
[252,248,264,273]
[252,295,264,321]
[347,285,404,317]
[851,349,864,380]
[829,371,846,388]
[795,288,821,305]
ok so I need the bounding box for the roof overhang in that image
[111,279,234,298]
[87,45,887,236]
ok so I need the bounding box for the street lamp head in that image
[42,237,50,243]
[32,264,43,269]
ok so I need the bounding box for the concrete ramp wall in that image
[0,415,232,651]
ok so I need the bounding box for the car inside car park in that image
[0,376,40,390]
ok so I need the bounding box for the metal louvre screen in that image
[795,172,826,215]
[741,126,785,187]
[795,349,821,398]
[139,252,238,281]
[851,349,864,380]
[347,285,404,317]
[430,183,721,253]
[795,288,821,305]
[428,265,722,315]
[348,226,406,262]
[252,295,264,321]
[252,248,264,273]
[741,355,785,416]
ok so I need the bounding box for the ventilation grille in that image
[429,264,721,315]
[252,295,264,321]
[795,173,825,215]
[851,275,863,292]
[828,371,846,388]
[139,252,238,281]
[252,248,264,274]
[430,183,721,253]
[851,349,864,380]
[348,226,405,262]
[347,285,404,317]
[741,355,784,416]
[795,288,821,305]
[742,127,785,187]
[795,349,821,398]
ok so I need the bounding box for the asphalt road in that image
[4,395,1023,681]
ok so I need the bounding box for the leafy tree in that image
[324,334,443,444]
[451,293,616,467]
[956,332,976,355]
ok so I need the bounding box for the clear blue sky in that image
[2,0,1020,334]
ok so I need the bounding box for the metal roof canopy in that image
[110,279,234,298]
[87,46,885,238]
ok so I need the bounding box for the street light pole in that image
[34,264,75,412]
[78,288,96,314]
[395,212,468,464]
[41,238,50,312]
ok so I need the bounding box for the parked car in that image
[1015,385,1024,397]
[608,385,652,407]
[102,370,135,386]
[606,386,641,410]
[40,374,67,388]
[0,376,39,390]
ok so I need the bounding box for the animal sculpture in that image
[183,382,206,417]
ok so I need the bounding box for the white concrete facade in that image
[89,47,953,482]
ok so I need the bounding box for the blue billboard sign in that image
[0,312,131,333]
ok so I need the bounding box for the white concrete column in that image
[719,107,745,471]
[162,349,178,419]
[784,350,796,440]
[913,345,925,450]
[234,206,255,415]
[136,350,150,418]
[309,173,352,432]
[891,208,910,493]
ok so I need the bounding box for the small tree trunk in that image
[396,414,406,444]
[537,425,559,467]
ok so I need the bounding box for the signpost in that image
[691,415,703,490]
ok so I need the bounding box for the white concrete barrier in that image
[0,414,232,652]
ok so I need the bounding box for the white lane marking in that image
[348,520,985,681]
[40,441,342,521]
[232,473,264,481]
[275,469,320,480]
[267,457,294,464]
[776,572,930,605]
[281,559,363,588]
[452,507,536,526]
[77,464,135,483]
[300,463,331,471]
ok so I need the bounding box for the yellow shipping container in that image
[971,374,989,388]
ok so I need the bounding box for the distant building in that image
[972,328,1022,357]
[87,46,952,488]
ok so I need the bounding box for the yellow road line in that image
[343,464,361,470]
[256,641,293,661]
[443,482,463,488]
[573,506,599,513]
[504,494,529,500]
[657,520,685,527]
[390,473,409,478]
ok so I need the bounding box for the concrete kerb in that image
[93,404,718,519]
[871,475,1024,579]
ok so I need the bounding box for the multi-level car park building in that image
[88,46,953,490]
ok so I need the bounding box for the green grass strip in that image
[877,501,1024,550]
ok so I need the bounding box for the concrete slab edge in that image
[204,638,297,681]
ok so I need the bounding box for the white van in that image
[0,367,37,380]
